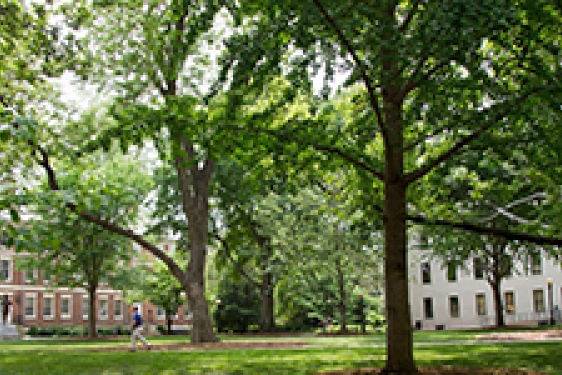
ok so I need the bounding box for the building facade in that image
[0,241,191,331]
[409,250,562,330]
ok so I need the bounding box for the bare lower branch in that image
[408,214,562,247]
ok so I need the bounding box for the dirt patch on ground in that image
[90,340,309,352]
[475,329,562,341]
[318,367,547,374]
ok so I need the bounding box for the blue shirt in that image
[133,311,143,328]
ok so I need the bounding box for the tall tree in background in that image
[256,186,381,333]
[219,1,562,372]
[212,159,293,332]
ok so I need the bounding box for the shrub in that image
[27,326,39,336]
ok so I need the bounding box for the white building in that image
[409,250,562,330]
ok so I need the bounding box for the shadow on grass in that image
[0,341,560,374]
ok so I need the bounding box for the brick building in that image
[0,239,192,332]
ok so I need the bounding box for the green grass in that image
[0,330,560,374]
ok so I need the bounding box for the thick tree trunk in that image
[259,272,276,332]
[185,212,218,343]
[491,280,505,327]
[382,96,417,374]
[88,287,97,339]
[383,182,416,374]
[174,137,218,343]
[166,313,173,335]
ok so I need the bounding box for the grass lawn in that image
[0,331,560,374]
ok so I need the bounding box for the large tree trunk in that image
[259,272,276,332]
[383,182,415,374]
[382,96,417,374]
[491,280,505,327]
[88,287,97,339]
[166,312,173,335]
[175,136,218,343]
[185,199,217,343]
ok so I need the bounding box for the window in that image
[98,298,108,319]
[504,291,515,315]
[447,262,458,282]
[25,296,36,318]
[421,262,431,284]
[0,260,10,281]
[114,299,123,318]
[533,289,545,313]
[423,297,433,319]
[43,296,54,319]
[82,297,89,319]
[476,293,487,316]
[474,258,485,280]
[449,296,460,318]
[531,255,542,275]
[61,296,72,319]
[184,303,190,318]
[157,306,166,319]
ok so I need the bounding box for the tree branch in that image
[27,135,183,281]
[405,88,541,184]
[311,0,385,137]
[477,192,548,225]
[225,123,385,181]
[408,214,562,247]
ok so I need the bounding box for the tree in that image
[218,1,562,372]
[0,0,83,112]
[6,0,235,343]
[418,152,555,327]
[15,151,150,338]
[214,270,261,333]
[211,159,292,332]
[258,186,381,333]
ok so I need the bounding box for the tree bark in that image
[491,280,505,327]
[88,287,97,339]
[174,136,218,343]
[259,272,276,332]
[381,90,417,374]
[166,312,173,335]
[184,200,217,343]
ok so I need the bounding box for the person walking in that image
[130,306,151,351]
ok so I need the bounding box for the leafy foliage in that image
[214,271,261,333]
